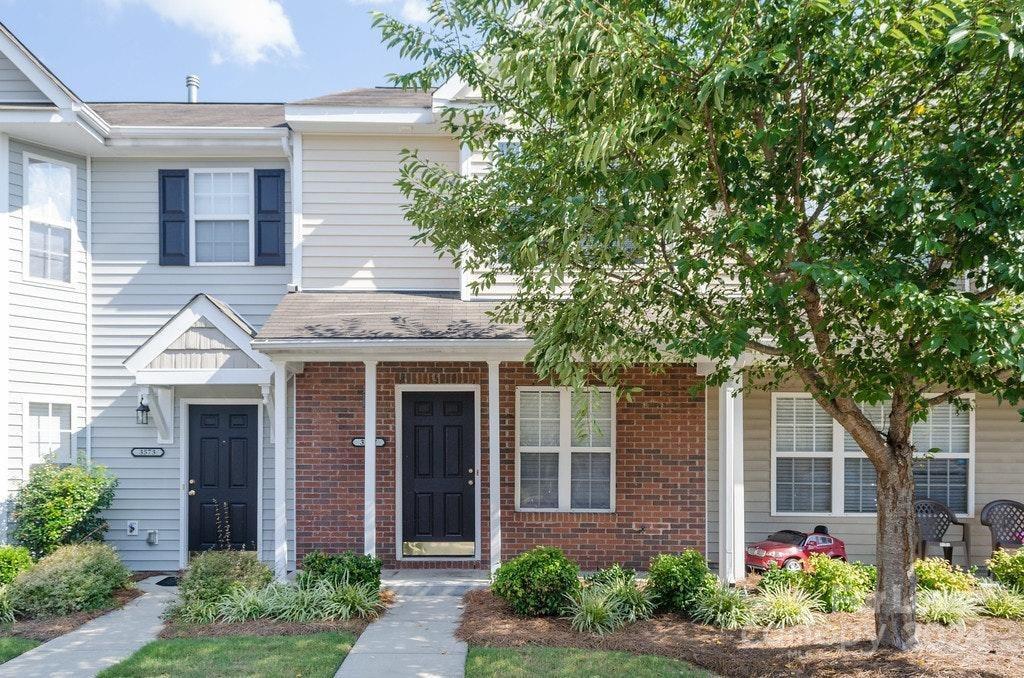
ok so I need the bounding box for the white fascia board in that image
[285,105,434,128]
[135,369,274,386]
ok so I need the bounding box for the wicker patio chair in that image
[914,499,969,564]
[980,499,1024,556]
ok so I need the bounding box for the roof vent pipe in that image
[185,74,200,103]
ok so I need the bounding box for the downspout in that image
[0,134,9,542]
[85,155,92,466]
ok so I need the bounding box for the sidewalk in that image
[335,569,489,678]
[0,575,178,678]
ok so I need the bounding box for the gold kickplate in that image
[402,541,475,557]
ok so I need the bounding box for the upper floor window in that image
[516,387,615,512]
[25,155,75,284]
[191,169,253,265]
[772,393,974,516]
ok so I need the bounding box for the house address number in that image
[131,447,165,458]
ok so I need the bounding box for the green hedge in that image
[492,547,580,616]
[0,546,33,585]
[11,464,116,557]
[645,550,717,614]
[9,543,130,616]
[298,551,382,590]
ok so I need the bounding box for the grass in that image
[97,632,355,678]
[466,646,713,677]
[0,636,40,663]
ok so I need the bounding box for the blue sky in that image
[0,0,428,103]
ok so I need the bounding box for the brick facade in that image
[295,361,706,571]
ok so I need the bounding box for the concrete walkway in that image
[0,575,178,678]
[336,569,489,678]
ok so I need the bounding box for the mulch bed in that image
[2,587,144,642]
[457,589,1024,677]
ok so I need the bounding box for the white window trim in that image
[514,386,616,513]
[22,400,75,479]
[188,168,255,267]
[22,152,77,289]
[770,392,975,518]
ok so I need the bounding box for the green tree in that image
[378,0,1024,649]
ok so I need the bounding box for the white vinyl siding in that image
[707,385,1013,568]
[300,135,461,291]
[90,157,294,571]
[458,146,519,299]
[7,140,88,493]
[0,52,50,103]
[515,387,615,512]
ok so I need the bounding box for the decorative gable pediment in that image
[124,294,272,384]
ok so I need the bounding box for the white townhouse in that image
[0,22,1021,582]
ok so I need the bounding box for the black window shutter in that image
[158,169,189,266]
[254,169,286,266]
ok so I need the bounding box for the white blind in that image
[775,396,833,454]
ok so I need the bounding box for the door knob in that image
[467,479,474,486]
[188,490,196,496]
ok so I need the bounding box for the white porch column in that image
[718,374,745,584]
[272,361,288,580]
[487,361,501,573]
[363,360,377,557]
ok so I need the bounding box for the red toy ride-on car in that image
[745,526,847,572]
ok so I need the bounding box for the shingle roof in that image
[87,102,286,128]
[289,87,433,108]
[255,292,527,341]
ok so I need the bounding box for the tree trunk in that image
[874,454,918,650]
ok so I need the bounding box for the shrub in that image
[803,555,871,613]
[851,562,878,590]
[756,563,807,593]
[319,579,384,620]
[585,564,636,588]
[753,584,820,628]
[564,586,626,635]
[10,464,117,557]
[914,558,976,592]
[0,547,33,585]
[299,550,382,591]
[492,547,580,616]
[691,584,754,629]
[178,550,273,606]
[9,543,130,616]
[987,549,1024,593]
[978,583,1024,621]
[915,589,978,626]
[602,578,654,624]
[217,585,273,622]
[0,586,14,625]
[645,550,717,614]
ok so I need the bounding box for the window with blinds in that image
[517,387,615,512]
[773,394,974,516]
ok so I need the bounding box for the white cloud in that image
[350,0,431,23]
[105,0,300,65]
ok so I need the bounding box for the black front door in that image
[402,391,476,557]
[188,405,259,552]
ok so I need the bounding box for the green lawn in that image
[97,632,355,678]
[0,637,41,664]
[466,646,713,677]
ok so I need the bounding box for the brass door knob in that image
[188,490,196,496]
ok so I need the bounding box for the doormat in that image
[156,576,179,587]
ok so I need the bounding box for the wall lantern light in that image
[136,396,150,426]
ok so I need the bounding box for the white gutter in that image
[0,133,8,540]
[290,132,303,290]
